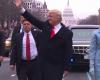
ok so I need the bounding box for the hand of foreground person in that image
[89,64,94,76]
[89,59,94,76]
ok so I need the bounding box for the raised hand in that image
[14,0,22,7]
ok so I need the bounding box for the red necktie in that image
[50,26,55,38]
[26,34,30,62]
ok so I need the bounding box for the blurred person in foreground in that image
[14,0,73,80]
[10,19,41,80]
[89,28,100,80]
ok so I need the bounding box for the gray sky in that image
[39,0,100,19]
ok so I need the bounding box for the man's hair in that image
[22,19,28,23]
[49,9,62,20]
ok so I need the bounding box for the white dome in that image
[62,6,77,26]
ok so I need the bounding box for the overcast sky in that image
[39,0,100,19]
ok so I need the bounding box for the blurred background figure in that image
[10,15,25,55]
[0,30,5,67]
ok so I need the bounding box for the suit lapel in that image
[31,28,40,48]
[31,28,38,41]
[54,26,64,38]
[20,32,24,43]
[17,32,24,59]
[50,23,65,39]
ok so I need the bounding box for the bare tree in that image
[78,15,98,25]
[0,0,19,29]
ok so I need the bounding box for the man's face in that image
[48,12,60,26]
[22,21,32,33]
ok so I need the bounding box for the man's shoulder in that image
[61,24,72,33]
[61,26,73,36]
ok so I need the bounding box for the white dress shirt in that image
[22,31,38,60]
[53,23,62,34]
